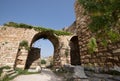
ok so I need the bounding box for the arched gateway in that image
[25,31,60,69]
[14,31,61,69]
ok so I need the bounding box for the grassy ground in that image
[0,66,10,76]
[0,67,39,81]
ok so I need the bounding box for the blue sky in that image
[33,39,54,58]
[0,0,75,29]
[0,0,75,57]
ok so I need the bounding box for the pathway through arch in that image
[12,69,64,81]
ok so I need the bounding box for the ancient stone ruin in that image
[0,0,120,72]
[74,0,120,71]
[0,26,73,69]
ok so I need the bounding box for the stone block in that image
[117,43,120,48]
[100,57,106,62]
[113,66,120,72]
[105,53,112,56]
[84,59,89,63]
[73,66,88,79]
[6,63,14,66]
[16,65,25,69]
[113,48,120,53]
[85,55,91,58]
[17,56,27,60]
[108,63,114,67]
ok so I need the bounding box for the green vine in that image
[87,37,97,53]
[4,22,71,36]
[78,0,120,45]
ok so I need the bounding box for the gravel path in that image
[12,69,64,81]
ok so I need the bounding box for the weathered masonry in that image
[74,0,120,70]
[0,0,120,71]
[0,26,74,69]
[64,0,120,71]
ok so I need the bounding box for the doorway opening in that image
[25,31,59,69]
[70,36,81,65]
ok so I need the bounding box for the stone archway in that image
[70,36,81,65]
[25,31,60,69]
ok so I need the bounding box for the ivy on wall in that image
[87,37,97,53]
[78,0,120,45]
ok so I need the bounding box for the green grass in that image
[15,68,39,75]
[0,66,10,76]
[0,67,39,81]
[0,66,11,81]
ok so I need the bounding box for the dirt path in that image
[12,69,64,81]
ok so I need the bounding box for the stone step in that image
[2,68,18,78]
[9,72,18,78]
[7,70,15,75]
[3,68,14,72]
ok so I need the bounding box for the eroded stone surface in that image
[73,66,87,79]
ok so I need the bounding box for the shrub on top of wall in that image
[4,22,71,36]
[19,40,28,47]
[19,40,30,50]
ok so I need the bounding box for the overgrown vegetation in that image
[78,0,120,47]
[15,68,39,75]
[0,66,11,81]
[0,66,10,76]
[41,59,46,64]
[19,40,30,50]
[87,37,97,53]
[0,67,39,81]
[4,22,71,36]
[0,76,10,81]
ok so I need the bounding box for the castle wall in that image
[75,0,120,70]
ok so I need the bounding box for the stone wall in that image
[63,21,77,35]
[58,36,71,66]
[0,26,71,69]
[1,0,119,71]
[0,26,36,68]
[25,47,40,69]
[14,48,28,69]
[74,0,120,70]
[74,0,92,66]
